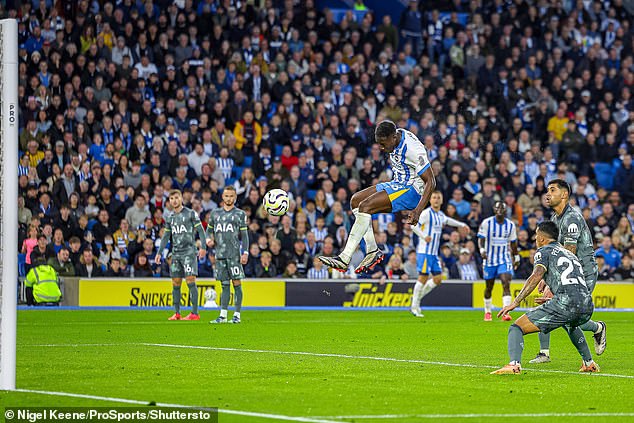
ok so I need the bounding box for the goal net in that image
[0,18,19,391]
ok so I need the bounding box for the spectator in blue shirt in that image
[449,188,470,218]
[596,237,622,270]
[197,0,216,15]
[24,26,43,54]
[89,133,106,164]
[398,0,423,55]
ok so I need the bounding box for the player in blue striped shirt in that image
[308,257,330,280]
[478,202,520,322]
[18,154,30,177]
[410,191,468,317]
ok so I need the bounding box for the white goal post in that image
[0,18,19,391]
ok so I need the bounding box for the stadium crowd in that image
[9,0,634,282]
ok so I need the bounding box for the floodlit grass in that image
[1,309,633,422]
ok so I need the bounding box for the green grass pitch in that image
[1,309,633,423]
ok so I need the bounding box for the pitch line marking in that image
[11,389,634,421]
[315,412,634,419]
[24,343,634,379]
[142,343,634,379]
[12,389,340,423]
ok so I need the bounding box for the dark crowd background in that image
[8,0,634,282]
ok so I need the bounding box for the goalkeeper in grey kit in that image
[156,189,207,321]
[207,186,249,324]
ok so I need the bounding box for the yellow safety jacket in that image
[25,265,62,303]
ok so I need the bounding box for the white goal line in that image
[25,342,634,379]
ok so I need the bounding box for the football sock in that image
[234,284,243,312]
[353,208,377,252]
[421,280,436,299]
[508,324,524,363]
[502,295,512,307]
[220,309,227,318]
[484,298,492,314]
[234,311,241,318]
[172,285,181,314]
[187,283,198,314]
[411,281,424,309]
[221,282,231,312]
[538,332,551,350]
[565,326,592,362]
[340,211,371,263]
[579,320,600,333]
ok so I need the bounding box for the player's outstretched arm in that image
[407,167,436,225]
[445,216,470,236]
[445,216,467,228]
[498,265,545,318]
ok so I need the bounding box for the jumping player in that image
[410,190,469,317]
[529,179,606,364]
[156,189,207,321]
[319,120,436,273]
[491,221,600,374]
[478,201,520,322]
[207,186,249,324]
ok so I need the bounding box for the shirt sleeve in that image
[509,222,518,242]
[405,135,431,176]
[533,246,549,271]
[157,218,171,254]
[561,213,582,246]
[418,209,430,232]
[206,212,214,238]
[410,223,425,239]
[192,211,207,251]
[445,216,467,228]
[240,211,249,254]
[240,210,248,231]
[477,219,488,239]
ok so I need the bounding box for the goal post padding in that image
[0,18,19,391]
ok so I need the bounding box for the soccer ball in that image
[204,287,216,301]
[263,189,290,216]
[203,288,218,308]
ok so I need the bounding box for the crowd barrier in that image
[35,278,634,310]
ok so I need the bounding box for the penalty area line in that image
[141,342,634,380]
[12,389,341,423]
[22,342,634,380]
